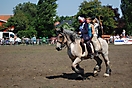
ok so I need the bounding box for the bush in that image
[17,29,37,38]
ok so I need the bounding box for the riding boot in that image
[94,51,99,56]
[86,41,94,59]
[80,42,85,54]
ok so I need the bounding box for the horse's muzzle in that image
[56,47,62,51]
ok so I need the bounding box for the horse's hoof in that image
[93,71,98,77]
[94,66,101,73]
[104,69,112,77]
[103,73,110,77]
[76,75,84,80]
[81,52,86,57]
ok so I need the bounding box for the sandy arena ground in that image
[0,44,132,88]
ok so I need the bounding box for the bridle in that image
[57,33,65,44]
[56,29,73,51]
[56,32,67,51]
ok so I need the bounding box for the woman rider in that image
[92,17,101,56]
[80,16,95,58]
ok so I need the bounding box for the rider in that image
[93,18,99,37]
[78,16,85,36]
[78,16,86,54]
[80,16,95,58]
[92,17,101,56]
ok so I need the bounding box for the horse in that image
[55,28,111,79]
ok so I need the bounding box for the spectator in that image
[115,34,120,39]
[122,30,126,37]
[9,36,14,45]
[126,35,129,38]
[109,36,114,43]
[32,35,36,44]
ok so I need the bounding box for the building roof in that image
[0,15,13,22]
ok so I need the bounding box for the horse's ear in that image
[60,27,64,32]
[55,27,63,35]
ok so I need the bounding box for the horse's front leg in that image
[71,57,84,79]
[93,56,102,76]
[102,54,112,77]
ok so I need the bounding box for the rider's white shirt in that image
[94,23,99,35]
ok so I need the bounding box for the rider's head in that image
[86,17,92,23]
[93,18,98,23]
[78,16,85,23]
[54,21,60,28]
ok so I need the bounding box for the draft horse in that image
[55,28,111,79]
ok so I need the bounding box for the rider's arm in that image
[79,23,85,31]
[91,24,95,35]
[81,23,88,34]
[94,23,99,29]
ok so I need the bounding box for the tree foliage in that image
[73,0,116,34]
[4,0,122,37]
[5,2,37,37]
[5,0,57,38]
[36,0,57,37]
[56,16,75,31]
[121,0,132,35]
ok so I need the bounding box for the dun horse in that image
[55,28,111,79]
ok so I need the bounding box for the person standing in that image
[9,36,14,45]
[122,30,126,38]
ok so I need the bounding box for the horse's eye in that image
[59,36,63,38]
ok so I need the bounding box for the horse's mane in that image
[63,29,80,42]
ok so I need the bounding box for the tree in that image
[73,0,116,34]
[36,0,57,37]
[100,6,116,34]
[121,0,132,35]
[107,5,126,35]
[5,2,37,37]
[59,16,74,21]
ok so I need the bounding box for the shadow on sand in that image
[46,72,94,80]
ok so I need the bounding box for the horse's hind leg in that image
[102,54,111,77]
[71,57,84,79]
[93,56,102,76]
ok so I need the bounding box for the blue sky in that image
[0,0,122,16]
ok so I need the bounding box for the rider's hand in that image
[78,31,81,34]
[93,34,97,37]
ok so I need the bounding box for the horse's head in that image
[55,27,67,51]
